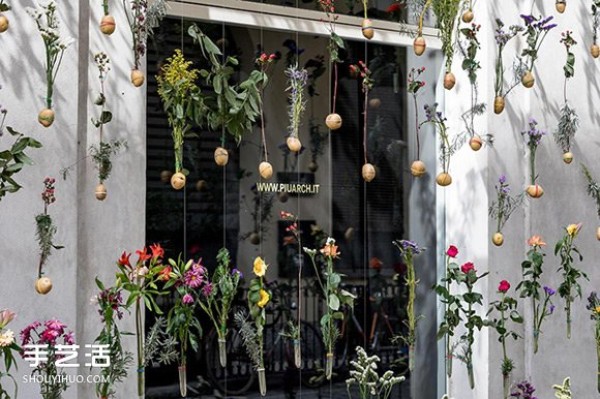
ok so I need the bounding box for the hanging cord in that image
[362,39,368,353]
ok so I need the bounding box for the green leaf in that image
[328,294,340,311]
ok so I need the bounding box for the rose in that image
[446,245,459,258]
[461,262,475,274]
[527,235,546,247]
[257,289,270,308]
[253,256,268,277]
[498,280,511,293]
[566,223,582,237]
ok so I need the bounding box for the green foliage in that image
[0,1,10,12]
[194,248,241,338]
[188,24,263,145]
[0,127,42,202]
[581,164,600,218]
[460,24,481,84]
[554,103,579,154]
[304,239,355,354]
[144,317,178,367]
[89,140,127,183]
[35,214,63,273]
[346,346,405,399]
[485,290,522,377]
[234,311,262,368]
[431,0,461,72]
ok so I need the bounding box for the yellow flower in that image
[595,306,600,314]
[566,223,582,237]
[253,256,268,277]
[0,329,14,347]
[257,289,270,308]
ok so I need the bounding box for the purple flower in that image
[394,240,424,255]
[202,283,213,297]
[182,293,194,305]
[549,304,556,314]
[499,175,506,184]
[544,286,556,296]
[520,14,535,25]
[232,268,243,278]
[511,380,538,399]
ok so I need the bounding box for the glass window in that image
[146,11,442,399]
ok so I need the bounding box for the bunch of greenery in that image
[555,223,588,339]
[582,164,600,220]
[489,175,523,239]
[188,25,263,145]
[392,239,424,372]
[195,248,242,366]
[485,280,523,399]
[93,280,133,399]
[157,49,203,175]
[516,236,555,353]
[435,250,488,389]
[26,0,73,113]
[554,31,579,159]
[345,346,405,399]
[431,0,461,74]
[304,238,355,380]
[587,292,600,393]
[493,19,524,103]
[35,178,63,280]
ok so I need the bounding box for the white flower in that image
[0,329,15,347]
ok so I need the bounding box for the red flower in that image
[150,243,164,259]
[118,251,132,268]
[446,245,458,258]
[498,280,510,293]
[159,266,172,281]
[369,257,383,270]
[461,262,475,274]
[386,2,405,13]
[136,247,152,263]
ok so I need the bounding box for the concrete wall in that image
[0,1,142,398]
[446,0,600,398]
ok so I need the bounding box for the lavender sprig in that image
[521,118,546,185]
[520,14,557,72]
[285,65,308,139]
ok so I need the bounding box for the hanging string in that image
[362,35,369,355]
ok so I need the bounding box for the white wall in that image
[0,2,142,398]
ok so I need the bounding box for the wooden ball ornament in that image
[361,19,374,40]
[35,277,53,295]
[325,113,342,130]
[443,72,456,90]
[0,14,8,33]
[195,179,208,192]
[526,184,544,198]
[171,172,186,190]
[287,137,302,153]
[131,69,145,87]
[562,152,574,164]
[469,135,483,151]
[160,170,173,184]
[591,44,600,58]
[100,15,116,35]
[436,172,452,187]
[259,161,273,180]
[521,71,534,88]
[494,96,505,114]
[249,232,261,245]
[555,1,566,13]
[492,232,504,246]
[410,160,426,177]
[413,36,426,56]
[214,147,229,166]
[38,108,55,127]
[95,183,107,201]
[462,10,474,23]
[362,163,376,182]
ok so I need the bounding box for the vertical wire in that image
[362,37,368,356]
[220,19,228,394]
[179,1,187,260]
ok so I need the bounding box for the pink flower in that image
[446,245,459,258]
[461,262,475,274]
[202,283,213,297]
[40,328,59,345]
[182,294,194,305]
[184,263,205,289]
[498,280,510,293]
[45,319,66,334]
[64,331,75,345]
[0,309,15,329]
